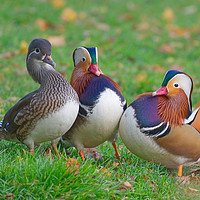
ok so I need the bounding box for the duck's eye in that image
[35,48,40,54]
[82,57,86,62]
[174,83,179,88]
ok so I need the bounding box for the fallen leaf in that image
[169,27,190,38]
[170,65,184,71]
[66,158,80,174]
[97,168,111,177]
[0,51,14,59]
[35,18,49,31]
[159,43,175,54]
[5,193,15,200]
[48,35,66,47]
[118,181,132,190]
[96,23,110,31]
[113,161,119,167]
[135,74,147,82]
[184,187,199,194]
[20,41,28,54]
[51,0,65,8]
[143,175,150,181]
[83,147,103,160]
[78,12,87,20]
[133,22,150,31]
[61,8,77,22]
[120,14,133,21]
[151,180,158,187]
[190,168,200,173]
[152,64,166,73]
[163,8,174,23]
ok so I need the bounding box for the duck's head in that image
[26,38,56,83]
[152,70,193,125]
[72,47,103,76]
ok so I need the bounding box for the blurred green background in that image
[1,0,200,114]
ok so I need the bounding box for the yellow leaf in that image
[163,8,174,22]
[20,41,28,54]
[61,8,77,22]
[51,0,65,8]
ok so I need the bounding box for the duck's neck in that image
[70,68,93,97]
[27,60,57,85]
[157,92,190,126]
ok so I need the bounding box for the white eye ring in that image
[35,48,40,54]
[173,83,179,88]
[82,57,86,62]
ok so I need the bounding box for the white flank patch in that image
[119,106,191,168]
[25,100,79,144]
[64,88,124,150]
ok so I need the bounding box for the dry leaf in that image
[6,193,15,200]
[159,43,175,54]
[51,0,65,8]
[20,41,28,54]
[66,158,80,174]
[163,8,174,23]
[96,23,110,31]
[133,22,150,31]
[170,65,184,71]
[97,168,111,177]
[78,12,87,20]
[35,18,49,31]
[61,8,77,22]
[184,187,199,194]
[135,74,147,82]
[82,147,103,160]
[48,35,66,47]
[120,14,133,21]
[169,27,190,38]
[118,181,132,190]
[152,64,166,73]
[113,162,119,167]
[190,168,200,173]
[0,51,14,59]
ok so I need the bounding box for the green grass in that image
[0,0,200,199]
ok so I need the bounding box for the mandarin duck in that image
[119,70,200,176]
[0,38,79,154]
[61,47,126,160]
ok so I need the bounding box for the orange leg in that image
[79,149,85,160]
[112,142,121,159]
[52,143,58,155]
[177,165,183,177]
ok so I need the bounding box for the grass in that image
[0,0,200,199]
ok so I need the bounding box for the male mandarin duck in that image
[61,46,126,160]
[0,38,79,154]
[119,70,200,176]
